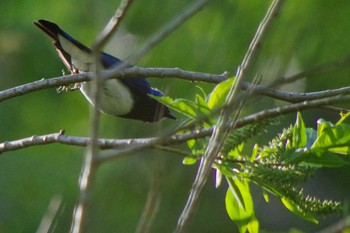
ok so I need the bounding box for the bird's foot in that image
[56,83,81,93]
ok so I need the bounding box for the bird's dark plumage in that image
[34,19,175,122]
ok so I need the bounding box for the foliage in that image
[2,1,350,232]
[157,80,350,232]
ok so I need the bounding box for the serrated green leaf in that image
[281,197,318,223]
[207,77,235,110]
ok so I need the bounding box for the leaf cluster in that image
[157,77,350,232]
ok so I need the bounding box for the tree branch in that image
[93,0,133,49]
[4,66,350,110]
[71,0,135,232]
[175,1,285,231]
[0,68,226,104]
[2,92,350,157]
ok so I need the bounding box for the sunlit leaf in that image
[293,112,307,148]
[182,157,197,165]
[225,177,259,233]
[313,122,350,152]
[207,77,235,110]
[316,119,333,137]
[262,190,269,203]
[250,144,259,162]
[196,94,210,115]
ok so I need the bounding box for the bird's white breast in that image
[80,79,134,116]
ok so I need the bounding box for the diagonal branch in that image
[93,0,133,49]
[175,1,285,232]
[70,0,134,232]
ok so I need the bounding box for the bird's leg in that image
[57,69,81,93]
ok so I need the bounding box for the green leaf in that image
[312,122,350,153]
[187,138,205,156]
[225,177,259,233]
[195,94,210,115]
[250,144,259,162]
[151,95,197,118]
[182,157,197,165]
[316,119,333,137]
[281,197,318,223]
[207,77,235,110]
[293,112,307,148]
[305,128,317,149]
[262,190,270,203]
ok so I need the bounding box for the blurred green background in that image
[1,0,350,232]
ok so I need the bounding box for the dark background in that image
[0,0,350,232]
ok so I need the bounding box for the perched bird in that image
[34,19,175,122]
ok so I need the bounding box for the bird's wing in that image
[35,20,164,97]
[101,52,164,97]
[34,19,93,72]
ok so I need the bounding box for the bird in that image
[34,19,175,122]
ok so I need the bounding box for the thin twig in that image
[4,67,350,111]
[135,159,163,233]
[70,0,134,232]
[93,0,133,49]
[175,1,285,232]
[36,195,63,233]
[0,68,226,104]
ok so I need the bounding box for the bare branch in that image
[0,74,87,103]
[71,0,135,232]
[242,82,350,102]
[2,92,350,157]
[4,66,350,111]
[93,0,133,49]
[0,68,226,104]
[135,159,163,233]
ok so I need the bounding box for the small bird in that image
[34,19,175,122]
